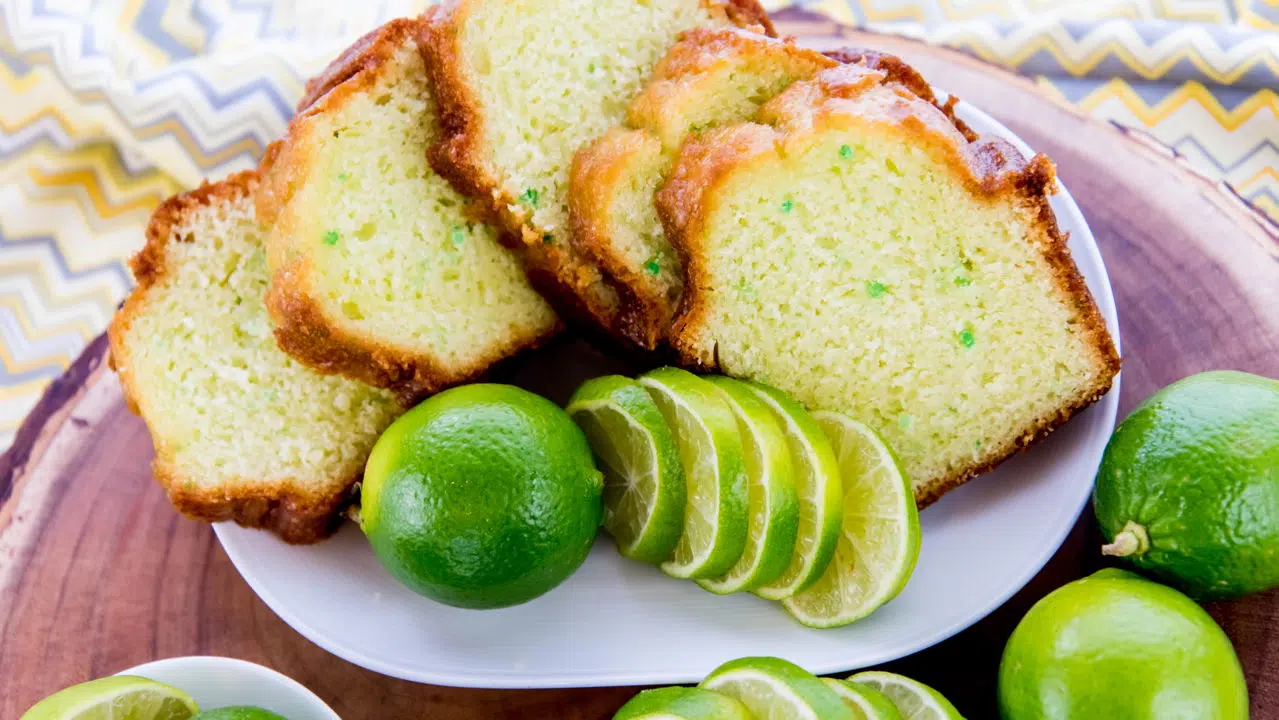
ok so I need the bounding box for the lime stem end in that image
[1101,521,1150,557]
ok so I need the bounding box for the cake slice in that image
[420,0,773,337]
[258,18,559,401]
[570,30,836,348]
[109,172,403,543]
[658,64,1121,505]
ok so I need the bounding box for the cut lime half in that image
[700,656,853,720]
[847,672,965,720]
[639,368,748,579]
[613,686,752,719]
[744,383,843,600]
[783,412,920,628]
[21,676,198,720]
[696,377,799,594]
[568,375,685,563]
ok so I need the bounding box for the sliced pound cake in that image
[658,64,1121,505]
[420,0,772,337]
[258,18,559,401]
[109,172,402,543]
[571,30,836,348]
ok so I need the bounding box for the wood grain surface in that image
[3,10,1278,719]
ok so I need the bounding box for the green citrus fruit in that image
[568,375,686,564]
[701,656,853,720]
[697,376,799,595]
[1094,370,1279,600]
[361,384,603,609]
[21,676,198,720]
[998,568,1248,720]
[191,709,287,720]
[821,679,904,719]
[847,672,963,720]
[612,687,752,719]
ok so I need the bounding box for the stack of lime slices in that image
[567,367,921,628]
[613,655,966,719]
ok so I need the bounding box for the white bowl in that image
[117,657,339,720]
[213,98,1121,688]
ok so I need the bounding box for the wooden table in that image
[3,10,1278,718]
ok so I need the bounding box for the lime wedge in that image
[700,656,853,720]
[822,679,905,719]
[568,375,686,563]
[743,383,843,600]
[783,412,920,628]
[21,676,198,720]
[613,686,752,719]
[846,672,964,720]
[639,368,748,579]
[696,377,799,594]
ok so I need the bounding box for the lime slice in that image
[821,679,905,719]
[783,412,920,628]
[639,368,748,579]
[21,676,198,720]
[743,383,843,600]
[700,656,853,720]
[568,375,686,563]
[613,686,752,719]
[696,377,799,594]
[847,672,965,720]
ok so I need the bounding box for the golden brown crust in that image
[418,0,774,341]
[258,17,561,403]
[821,47,977,142]
[658,64,1121,506]
[108,172,360,544]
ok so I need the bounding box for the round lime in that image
[847,672,963,720]
[613,686,751,719]
[639,367,748,580]
[361,384,603,609]
[22,676,198,720]
[697,376,799,594]
[783,412,919,628]
[191,708,287,720]
[998,568,1248,720]
[1094,370,1279,600]
[701,656,853,720]
[744,382,843,600]
[821,679,904,719]
[568,375,686,564]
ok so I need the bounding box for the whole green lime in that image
[191,708,287,720]
[999,568,1248,720]
[1094,370,1279,600]
[361,384,603,609]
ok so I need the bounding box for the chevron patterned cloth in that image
[1,1,1276,452]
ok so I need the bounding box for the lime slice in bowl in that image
[21,676,198,720]
[821,678,905,719]
[613,686,752,719]
[743,383,843,600]
[700,656,853,720]
[568,375,686,563]
[783,412,920,628]
[639,367,748,579]
[696,377,799,594]
[847,671,964,720]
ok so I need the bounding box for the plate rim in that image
[215,97,1122,689]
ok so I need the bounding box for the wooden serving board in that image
[3,11,1278,718]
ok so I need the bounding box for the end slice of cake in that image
[419,0,773,337]
[258,18,559,402]
[109,172,403,543]
[657,64,1121,505]
[570,29,836,348]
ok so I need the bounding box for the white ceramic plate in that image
[215,100,1121,689]
[118,656,339,720]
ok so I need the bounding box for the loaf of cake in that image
[108,172,402,543]
[257,18,559,402]
[657,63,1121,505]
[419,0,772,337]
